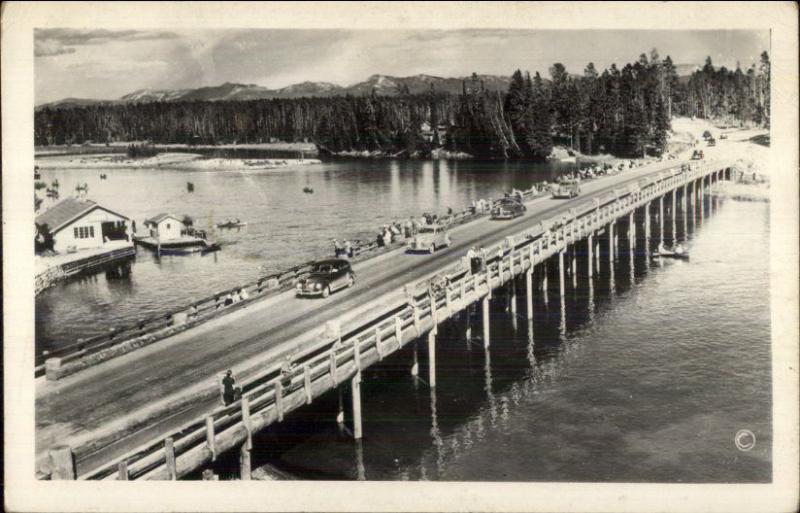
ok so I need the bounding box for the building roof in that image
[35,197,129,234]
[144,213,184,225]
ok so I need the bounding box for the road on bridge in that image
[37,150,720,476]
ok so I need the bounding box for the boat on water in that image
[303,186,314,194]
[652,247,690,260]
[134,235,217,255]
[217,220,247,229]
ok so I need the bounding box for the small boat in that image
[201,242,222,254]
[187,182,195,193]
[652,249,690,260]
[303,186,314,194]
[51,179,60,188]
[217,220,247,229]
[75,183,88,192]
[100,173,107,180]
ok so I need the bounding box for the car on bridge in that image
[692,149,704,160]
[552,179,581,199]
[407,224,451,254]
[490,198,527,220]
[296,258,355,298]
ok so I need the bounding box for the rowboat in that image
[651,249,690,260]
[216,220,247,229]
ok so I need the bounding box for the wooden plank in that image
[395,316,403,347]
[49,446,75,480]
[205,416,216,461]
[374,326,383,360]
[329,351,338,386]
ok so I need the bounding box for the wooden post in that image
[48,446,75,480]
[411,341,419,376]
[337,387,345,424]
[352,372,363,439]
[242,397,253,449]
[609,222,615,263]
[542,261,549,305]
[165,437,177,480]
[329,351,338,386]
[525,269,533,320]
[353,338,362,371]
[303,364,313,404]
[482,295,490,348]
[645,201,651,242]
[659,195,664,244]
[587,233,594,277]
[558,250,565,297]
[629,212,635,247]
[240,443,251,481]
[275,380,284,422]
[374,326,384,360]
[205,416,216,461]
[671,189,677,242]
[509,279,517,316]
[428,328,437,388]
[117,460,129,480]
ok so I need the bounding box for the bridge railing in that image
[64,161,727,480]
[37,181,558,379]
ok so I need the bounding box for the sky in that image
[34,29,770,104]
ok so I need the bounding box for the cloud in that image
[34,28,178,57]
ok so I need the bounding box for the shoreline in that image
[34,152,322,171]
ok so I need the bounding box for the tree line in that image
[35,50,769,160]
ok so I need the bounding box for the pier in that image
[37,159,734,480]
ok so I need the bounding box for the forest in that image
[34,50,770,160]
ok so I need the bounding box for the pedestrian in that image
[382,227,392,246]
[376,231,385,247]
[333,239,342,257]
[344,239,353,258]
[447,206,453,215]
[224,293,234,306]
[403,218,412,238]
[239,287,249,301]
[222,370,236,406]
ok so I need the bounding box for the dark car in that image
[296,258,355,298]
[491,198,527,219]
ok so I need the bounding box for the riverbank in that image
[35,141,318,158]
[35,152,321,171]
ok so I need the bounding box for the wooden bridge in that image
[41,160,734,480]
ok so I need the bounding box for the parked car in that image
[552,179,581,199]
[491,198,526,220]
[719,133,728,139]
[407,224,451,254]
[296,258,354,298]
[707,138,716,146]
[691,149,704,160]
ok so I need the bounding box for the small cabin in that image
[35,197,131,253]
[144,213,185,241]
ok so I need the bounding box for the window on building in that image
[72,226,95,239]
[166,223,171,229]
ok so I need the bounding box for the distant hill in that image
[37,73,512,109]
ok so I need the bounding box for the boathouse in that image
[35,197,131,254]
[143,214,185,241]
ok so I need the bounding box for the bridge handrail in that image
[68,161,731,480]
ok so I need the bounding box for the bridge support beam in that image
[659,196,664,245]
[570,246,577,287]
[336,387,345,424]
[351,372,363,439]
[541,263,548,305]
[594,233,600,275]
[628,212,636,247]
[240,442,251,480]
[525,269,533,320]
[509,279,517,317]
[608,222,615,263]
[482,295,491,348]
[428,328,437,388]
[671,189,677,243]
[411,341,419,376]
[558,250,565,298]
[645,201,651,243]
[587,233,594,278]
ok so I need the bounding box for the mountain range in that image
[37,66,701,110]
[37,73,513,109]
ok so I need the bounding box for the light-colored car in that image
[407,225,451,254]
[552,180,581,199]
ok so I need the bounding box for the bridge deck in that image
[36,155,731,478]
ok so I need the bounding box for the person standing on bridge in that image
[222,370,236,406]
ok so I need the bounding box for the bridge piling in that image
[587,233,594,278]
[659,196,665,244]
[608,222,615,263]
[542,262,549,304]
[336,387,345,424]
[594,234,600,274]
[428,327,437,388]
[558,250,565,298]
[411,341,419,376]
[482,294,491,348]
[671,190,677,243]
[48,445,75,480]
[239,443,251,480]
[525,269,533,320]
[645,201,651,243]
[351,372,363,439]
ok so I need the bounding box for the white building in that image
[143,213,185,241]
[35,197,131,253]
